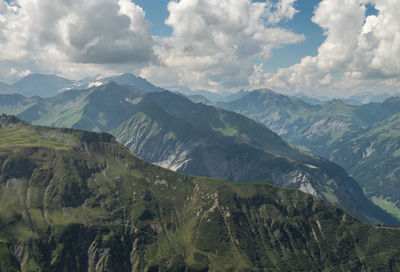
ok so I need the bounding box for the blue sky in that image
[134,0,324,73]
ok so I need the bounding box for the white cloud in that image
[141,0,304,90]
[0,0,153,82]
[253,0,400,96]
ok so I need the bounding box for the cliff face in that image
[0,117,400,271]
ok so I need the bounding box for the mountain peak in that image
[15,73,72,82]
[12,73,74,98]
[383,95,400,104]
[252,88,276,94]
[248,89,287,99]
[97,80,121,89]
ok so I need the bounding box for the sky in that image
[0,0,400,98]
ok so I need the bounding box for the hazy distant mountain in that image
[76,73,166,93]
[9,73,166,98]
[1,115,400,271]
[177,88,225,102]
[186,94,214,105]
[291,94,326,105]
[219,89,400,155]
[344,92,394,105]
[0,82,16,94]
[178,88,249,103]
[12,73,74,98]
[0,83,396,225]
[221,89,249,102]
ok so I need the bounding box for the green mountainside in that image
[328,112,400,218]
[0,84,395,225]
[16,82,144,131]
[110,91,399,225]
[218,90,400,155]
[0,115,400,271]
[218,91,400,220]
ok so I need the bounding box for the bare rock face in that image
[0,114,25,127]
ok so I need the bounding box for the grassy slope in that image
[0,116,399,271]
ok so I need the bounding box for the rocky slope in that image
[0,115,400,271]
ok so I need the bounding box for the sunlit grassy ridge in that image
[0,126,73,150]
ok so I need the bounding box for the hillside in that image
[328,112,400,219]
[0,85,397,225]
[218,90,400,219]
[0,115,400,271]
[218,90,400,155]
[104,91,399,226]
[15,82,144,131]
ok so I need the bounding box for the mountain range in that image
[218,89,400,155]
[0,115,400,271]
[218,89,400,219]
[2,73,248,102]
[0,73,166,98]
[0,82,396,226]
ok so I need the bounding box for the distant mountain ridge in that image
[11,73,74,97]
[219,89,400,156]
[5,72,166,98]
[75,73,166,93]
[0,81,16,94]
[177,87,249,103]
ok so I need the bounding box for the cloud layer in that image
[141,0,304,90]
[0,0,154,82]
[253,0,400,96]
[1,0,400,97]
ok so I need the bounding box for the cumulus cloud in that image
[0,0,153,82]
[253,0,400,96]
[141,0,304,91]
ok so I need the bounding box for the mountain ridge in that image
[0,116,400,271]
